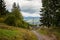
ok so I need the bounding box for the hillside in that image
[0,23,37,40]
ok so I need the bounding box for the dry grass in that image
[37,27,60,40]
[0,23,37,40]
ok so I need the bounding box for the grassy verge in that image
[37,27,60,40]
[0,23,37,40]
[37,28,50,35]
[52,28,60,40]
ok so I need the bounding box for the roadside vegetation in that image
[37,27,60,40]
[0,23,37,40]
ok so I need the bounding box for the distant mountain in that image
[24,17,40,25]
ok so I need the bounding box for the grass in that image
[37,28,50,35]
[37,27,60,40]
[52,28,60,40]
[0,29,18,40]
[0,23,37,40]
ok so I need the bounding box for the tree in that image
[12,2,23,20]
[40,0,60,27]
[40,0,51,27]
[53,0,60,26]
[5,2,24,27]
[0,0,6,17]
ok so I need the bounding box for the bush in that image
[4,14,28,28]
[0,18,4,23]
[4,14,16,26]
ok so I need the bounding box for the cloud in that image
[24,17,40,24]
[20,0,42,13]
[21,12,40,17]
[5,0,42,17]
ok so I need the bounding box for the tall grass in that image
[0,24,37,40]
[37,27,60,40]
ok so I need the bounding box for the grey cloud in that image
[26,0,33,1]
[21,6,39,13]
[5,0,42,17]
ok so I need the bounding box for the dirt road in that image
[32,30,57,40]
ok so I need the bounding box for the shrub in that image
[4,14,16,26]
[0,17,5,23]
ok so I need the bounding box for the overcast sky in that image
[5,0,42,17]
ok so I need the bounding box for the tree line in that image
[40,0,60,28]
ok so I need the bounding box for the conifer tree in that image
[40,0,60,27]
[5,2,24,27]
[40,0,51,27]
[12,2,23,20]
[0,0,6,17]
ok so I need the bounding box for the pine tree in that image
[40,0,51,27]
[5,2,24,27]
[53,0,60,26]
[40,0,60,27]
[12,2,23,20]
[0,0,6,17]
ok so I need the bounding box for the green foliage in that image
[40,0,60,27]
[4,14,16,26]
[4,13,25,28]
[0,0,7,17]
